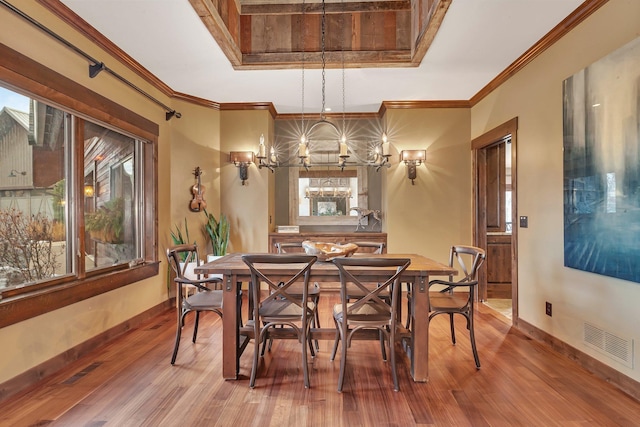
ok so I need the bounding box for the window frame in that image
[0,43,159,329]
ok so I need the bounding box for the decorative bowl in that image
[301,241,358,262]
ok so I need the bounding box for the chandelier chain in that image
[301,0,305,129]
[320,0,326,120]
[341,0,346,131]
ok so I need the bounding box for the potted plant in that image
[168,219,198,291]
[170,218,192,250]
[203,209,229,260]
[86,198,124,244]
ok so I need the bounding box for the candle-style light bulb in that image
[381,132,390,156]
[270,146,277,163]
[258,134,266,158]
[299,135,307,158]
[340,140,348,157]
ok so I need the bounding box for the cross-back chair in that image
[166,244,223,365]
[275,241,321,350]
[242,254,318,388]
[331,257,411,392]
[351,241,385,254]
[428,245,486,368]
[345,241,391,358]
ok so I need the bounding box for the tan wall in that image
[471,1,640,381]
[168,100,221,253]
[220,110,274,253]
[383,108,472,259]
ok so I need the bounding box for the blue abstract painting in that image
[563,36,640,283]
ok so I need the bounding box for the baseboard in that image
[0,300,172,403]
[516,318,640,401]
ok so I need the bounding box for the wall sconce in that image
[229,151,255,185]
[256,134,277,172]
[84,183,95,197]
[8,169,27,177]
[400,150,426,185]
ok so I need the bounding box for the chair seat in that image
[184,290,223,310]
[429,292,469,311]
[261,299,315,319]
[333,302,391,321]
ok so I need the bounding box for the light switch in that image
[519,216,528,228]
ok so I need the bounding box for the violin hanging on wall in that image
[189,167,206,212]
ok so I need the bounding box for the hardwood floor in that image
[2,293,640,426]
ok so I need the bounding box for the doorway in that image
[472,118,518,323]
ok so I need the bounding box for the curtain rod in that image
[0,0,181,121]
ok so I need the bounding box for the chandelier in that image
[304,178,353,199]
[256,0,391,172]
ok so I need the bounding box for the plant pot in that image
[206,255,223,280]
[179,261,200,280]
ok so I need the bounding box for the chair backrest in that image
[166,244,202,280]
[352,241,385,254]
[448,245,486,283]
[242,254,318,317]
[275,242,305,254]
[333,257,411,321]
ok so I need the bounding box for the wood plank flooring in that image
[2,293,640,426]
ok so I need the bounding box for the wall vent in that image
[583,322,633,369]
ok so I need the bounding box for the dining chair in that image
[346,241,390,358]
[428,245,486,368]
[275,241,321,351]
[274,241,306,253]
[351,241,385,254]
[331,257,411,392]
[242,254,318,389]
[166,244,223,365]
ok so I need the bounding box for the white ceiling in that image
[61,0,584,114]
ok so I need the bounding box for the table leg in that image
[222,273,239,379]
[411,273,429,381]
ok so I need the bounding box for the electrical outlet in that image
[545,301,552,317]
[520,216,528,228]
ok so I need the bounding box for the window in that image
[0,43,159,328]
[0,87,148,291]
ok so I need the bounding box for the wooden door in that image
[472,118,518,321]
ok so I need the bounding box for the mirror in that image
[290,167,367,226]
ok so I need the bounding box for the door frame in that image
[472,117,518,323]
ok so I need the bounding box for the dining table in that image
[194,252,456,382]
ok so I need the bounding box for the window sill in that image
[0,262,160,329]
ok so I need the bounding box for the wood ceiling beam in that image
[241,1,410,15]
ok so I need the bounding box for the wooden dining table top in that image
[195,252,456,279]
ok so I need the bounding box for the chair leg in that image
[250,325,261,388]
[468,314,481,369]
[261,324,270,356]
[405,283,412,330]
[379,330,387,361]
[237,291,243,327]
[308,329,316,358]
[313,296,321,351]
[337,323,347,392]
[170,313,184,365]
[192,311,200,343]
[449,313,456,345]
[302,322,310,389]
[389,327,399,392]
[330,318,340,361]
